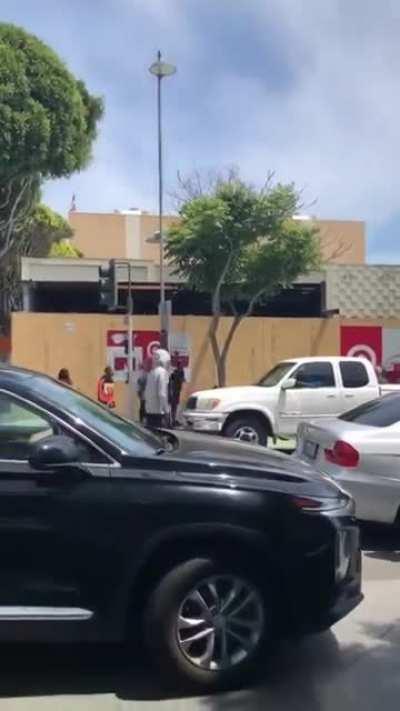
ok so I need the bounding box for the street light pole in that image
[156,54,165,347]
[149,51,176,350]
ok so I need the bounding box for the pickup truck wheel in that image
[143,557,271,693]
[223,416,268,446]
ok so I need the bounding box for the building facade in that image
[69,209,365,266]
[20,211,368,318]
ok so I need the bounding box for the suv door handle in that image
[326,395,336,399]
[344,394,355,398]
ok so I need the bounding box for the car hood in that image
[188,385,276,405]
[152,429,345,499]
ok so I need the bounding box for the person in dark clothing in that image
[58,368,73,387]
[169,360,185,426]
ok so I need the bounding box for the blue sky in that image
[2,0,400,262]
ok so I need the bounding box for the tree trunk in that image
[207,257,265,387]
[208,312,245,388]
[216,351,227,387]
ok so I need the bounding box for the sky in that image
[2,0,400,262]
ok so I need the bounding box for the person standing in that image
[169,359,185,426]
[145,348,170,429]
[136,358,151,424]
[97,366,116,409]
[58,368,73,387]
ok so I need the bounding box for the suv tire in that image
[223,415,268,446]
[144,557,271,693]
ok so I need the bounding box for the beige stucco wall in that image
[316,220,365,265]
[11,312,339,417]
[69,212,127,260]
[139,214,179,263]
[69,211,365,266]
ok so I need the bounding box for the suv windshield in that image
[257,362,295,387]
[25,374,162,456]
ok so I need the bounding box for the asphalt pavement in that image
[0,524,399,710]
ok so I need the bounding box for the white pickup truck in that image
[182,356,400,446]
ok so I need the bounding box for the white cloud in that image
[29,0,400,258]
[201,0,400,229]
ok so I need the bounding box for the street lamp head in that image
[149,51,177,78]
[146,230,162,244]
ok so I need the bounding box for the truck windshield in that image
[257,362,295,387]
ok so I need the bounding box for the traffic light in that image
[98,259,117,310]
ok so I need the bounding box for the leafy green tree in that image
[0,23,103,265]
[0,205,80,329]
[167,173,321,386]
[0,23,104,181]
[22,203,74,257]
[49,239,82,258]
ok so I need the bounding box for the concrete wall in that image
[326,265,400,318]
[11,312,339,416]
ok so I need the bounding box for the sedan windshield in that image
[25,374,163,455]
[257,362,295,387]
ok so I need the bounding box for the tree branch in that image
[0,177,35,262]
[220,314,242,363]
[211,247,235,314]
[245,287,269,317]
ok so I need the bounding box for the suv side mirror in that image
[29,435,81,471]
[281,377,296,391]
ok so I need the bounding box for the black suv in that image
[0,366,362,692]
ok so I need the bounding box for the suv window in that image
[0,392,106,463]
[293,362,335,389]
[340,395,400,427]
[340,361,369,388]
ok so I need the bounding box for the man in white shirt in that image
[144,348,171,429]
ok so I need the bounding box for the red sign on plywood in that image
[106,330,191,382]
[340,326,382,368]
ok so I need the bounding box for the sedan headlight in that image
[197,398,221,411]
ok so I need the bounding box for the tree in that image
[0,205,79,327]
[167,173,321,386]
[0,176,40,261]
[49,239,82,258]
[0,23,103,266]
[0,23,103,331]
[0,23,104,181]
[21,203,74,256]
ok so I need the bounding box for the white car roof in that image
[280,356,371,365]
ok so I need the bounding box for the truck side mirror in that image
[281,377,296,391]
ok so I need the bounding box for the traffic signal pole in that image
[99,259,137,421]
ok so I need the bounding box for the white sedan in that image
[295,393,400,525]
